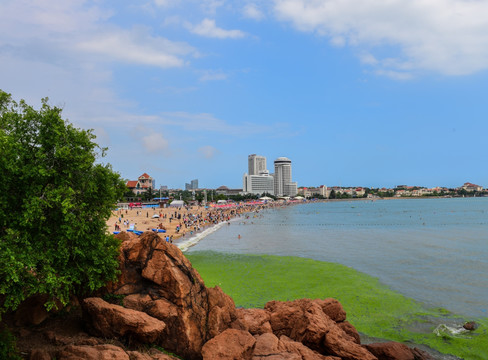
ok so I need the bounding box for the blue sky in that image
[1,0,487,189]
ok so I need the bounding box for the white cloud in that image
[76,28,196,68]
[142,132,170,153]
[198,145,219,159]
[158,111,293,138]
[154,0,180,8]
[189,18,246,39]
[0,1,197,70]
[199,70,228,81]
[201,0,226,14]
[273,0,488,76]
[243,3,265,21]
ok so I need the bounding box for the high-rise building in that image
[185,179,199,190]
[248,154,267,176]
[274,157,297,197]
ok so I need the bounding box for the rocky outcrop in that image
[82,297,166,343]
[20,231,436,360]
[102,231,237,359]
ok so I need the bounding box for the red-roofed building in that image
[461,182,483,192]
[126,173,156,195]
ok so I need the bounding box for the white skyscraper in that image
[274,157,297,197]
[248,154,267,176]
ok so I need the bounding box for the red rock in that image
[312,299,347,323]
[127,351,153,360]
[411,348,435,360]
[363,343,435,360]
[323,325,376,360]
[14,295,50,326]
[278,335,341,360]
[82,297,166,344]
[201,329,256,360]
[265,299,330,351]
[233,308,272,335]
[463,321,478,331]
[207,286,238,338]
[111,232,218,359]
[252,333,299,360]
[148,298,179,320]
[57,344,130,360]
[30,349,52,360]
[123,293,152,311]
[265,299,376,360]
[364,342,414,360]
[336,321,361,344]
[252,333,339,360]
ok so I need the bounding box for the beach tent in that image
[169,200,185,207]
[259,196,273,201]
[294,196,304,200]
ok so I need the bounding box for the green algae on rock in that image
[187,251,488,360]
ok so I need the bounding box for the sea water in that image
[185,197,488,319]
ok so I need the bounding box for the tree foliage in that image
[0,90,126,316]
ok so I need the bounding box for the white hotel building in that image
[274,157,297,197]
[243,154,274,195]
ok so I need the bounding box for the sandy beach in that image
[107,201,297,245]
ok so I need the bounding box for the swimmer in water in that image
[238,234,241,239]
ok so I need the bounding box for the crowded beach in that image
[107,200,308,247]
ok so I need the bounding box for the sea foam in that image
[177,221,229,252]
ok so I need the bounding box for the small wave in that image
[177,221,228,252]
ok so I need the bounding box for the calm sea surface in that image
[186,198,488,319]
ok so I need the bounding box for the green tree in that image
[0,91,126,316]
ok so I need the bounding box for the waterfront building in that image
[248,154,267,176]
[461,182,483,192]
[274,157,297,197]
[126,173,156,195]
[243,170,275,195]
[298,185,329,198]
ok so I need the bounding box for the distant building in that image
[274,157,297,197]
[243,170,274,195]
[461,182,483,192]
[248,154,267,176]
[126,173,155,195]
[215,186,243,196]
[185,179,199,190]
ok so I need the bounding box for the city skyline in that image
[1,1,487,189]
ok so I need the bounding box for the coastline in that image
[107,199,310,246]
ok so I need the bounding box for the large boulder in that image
[233,308,272,335]
[201,329,256,360]
[312,299,347,323]
[82,297,166,344]
[265,299,376,360]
